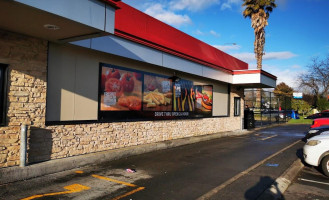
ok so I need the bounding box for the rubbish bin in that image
[244,109,255,129]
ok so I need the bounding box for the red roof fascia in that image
[114,2,248,73]
[233,70,277,80]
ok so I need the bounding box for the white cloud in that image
[213,44,241,51]
[145,4,192,27]
[220,0,241,10]
[195,29,205,35]
[263,51,297,60]
[264,65,303,89]
[170,0,220,12]
[272,69,299,88]
[231,52,255,62]
[221,3,232,10]
[231,51,297,62]
[210,30,220,37]
[291,64,301,69]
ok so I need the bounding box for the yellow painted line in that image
[92,174,137,187]
[260,134,278,141]
[75,170,84,174]
[112,187,145,200]
[21,184,90,200]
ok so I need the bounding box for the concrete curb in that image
[257,159,304,200]
[0,129,249,185]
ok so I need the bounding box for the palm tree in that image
[242,0,277,69]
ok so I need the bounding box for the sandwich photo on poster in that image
[194,85,213,115]
[100,64,142,111]
[143,74,172,111]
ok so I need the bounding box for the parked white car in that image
[303,135,329,176]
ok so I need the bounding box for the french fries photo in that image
[143,89,171,108]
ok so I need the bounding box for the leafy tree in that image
[274,82,293,97]
[317,97,329,112]
[303,93,316,108]
[242,0,277,69]
[298,56,329,99]
[274,82,293,110]
[292,99,311,116]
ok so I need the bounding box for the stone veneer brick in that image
[0,29,244,168]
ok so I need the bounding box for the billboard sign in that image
[293,92,303,99]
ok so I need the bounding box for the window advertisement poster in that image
[100,64,142,111]
[143,74,172,111]
[98,63,213,121]
[194,85,213,116]
[173,80,194,112]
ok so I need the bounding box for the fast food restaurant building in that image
[0,0,276,168]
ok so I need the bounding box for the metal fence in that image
[244,89,292,127]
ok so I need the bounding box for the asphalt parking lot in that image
[0,124,311,200]
[284,152,329,199]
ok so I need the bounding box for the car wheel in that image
[321,156,329,176]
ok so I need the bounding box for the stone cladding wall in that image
[0,30,243,168]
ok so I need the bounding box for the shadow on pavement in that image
[245,176,285,200]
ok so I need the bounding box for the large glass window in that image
[98,63,214,121]
[234,97,241,116]
[0,64,8,125]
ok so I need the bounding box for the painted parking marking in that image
[92,174,137,187]
[259,134,278,141]
[298,178,329,186]
[22,172,144,200]
[21,184,90,200]
[112,187,145,200]
[91,174,145,200]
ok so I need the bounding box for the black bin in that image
[244,109,255,129]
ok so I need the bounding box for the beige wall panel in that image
[47,44,76,121]
[74,53,98,120]
[213,84,229,116]
[60,89,75,120]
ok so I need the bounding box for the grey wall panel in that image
[72,36,232,84]
[15,0,111,32]
[162,53,203,76]
[261,74,276,88]
[202,67,232,83]
[71,39,92,49]
[105,5,115,34]
[91,36,163,66]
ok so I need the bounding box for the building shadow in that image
[27,127,53,164]
[245,176,285,200]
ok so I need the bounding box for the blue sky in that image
[122,0,329,89]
